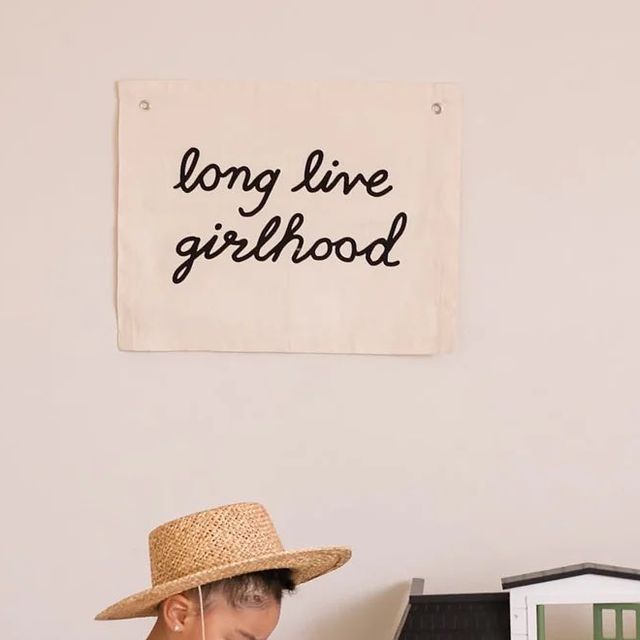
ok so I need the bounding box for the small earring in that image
[174,625,181,632]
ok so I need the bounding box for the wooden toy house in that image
[395,563,640,640]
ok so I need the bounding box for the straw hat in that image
[95,502,352,620]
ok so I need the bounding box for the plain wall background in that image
[1,1,639,639]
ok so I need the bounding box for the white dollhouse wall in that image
[508,575,640,640]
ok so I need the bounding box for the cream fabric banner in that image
[116,80,461,354]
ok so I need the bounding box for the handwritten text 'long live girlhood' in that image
[171,147,408,284]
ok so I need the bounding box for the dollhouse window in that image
[602,609,617,638]
[623,609,637,639]
[594,604,640,640]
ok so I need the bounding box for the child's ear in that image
[160,593,192,631]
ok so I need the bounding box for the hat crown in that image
[148,503,285,585]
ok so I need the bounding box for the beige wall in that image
[2,2,639,639]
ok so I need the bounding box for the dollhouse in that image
[395,563,640,640]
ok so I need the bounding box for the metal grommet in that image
[431,102,443,115]
[139,100,150,111]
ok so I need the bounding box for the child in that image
[95,502,351,640]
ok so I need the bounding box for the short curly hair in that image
[185,568,296,610]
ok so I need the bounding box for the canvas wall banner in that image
[116,80,462,354]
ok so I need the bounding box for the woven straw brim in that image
[95,546,351,620]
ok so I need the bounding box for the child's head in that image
[153,568,296,640]
[94,502,351,632]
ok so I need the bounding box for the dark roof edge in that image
[410,592,509,604]
[502,563,640,590]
